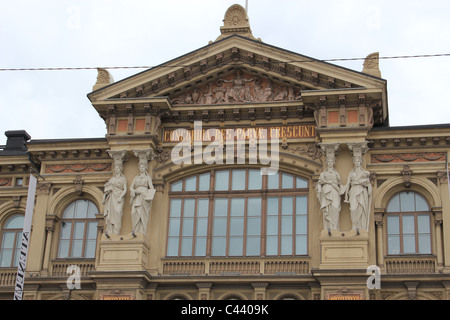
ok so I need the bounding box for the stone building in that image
[1,4,450,300]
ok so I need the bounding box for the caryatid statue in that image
[103,150,128,235]
[129,149,157,235]
[316,143,343,231]
[343,142,372,231]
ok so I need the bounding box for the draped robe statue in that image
[103,163,127,235]
[129,161,155,234]
[316,157,343,231]
[343,156,372,231]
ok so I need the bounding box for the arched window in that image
[57,200,98,259]
[386,191,431,255]
[167,169,309,257]
[0,215,24,268]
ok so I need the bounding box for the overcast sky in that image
[1,0,450,145]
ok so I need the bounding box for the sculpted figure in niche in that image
[130,160,155,234]
[316,156,343,231]
[343,156,372,231]
[103,163,127,235]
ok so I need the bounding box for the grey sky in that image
[1,0,450,144]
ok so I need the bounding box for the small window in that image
[57,200,98,259]
[0,215,24,268]
[386,192,431,255]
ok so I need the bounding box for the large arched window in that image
[0,214,24,268]
[386,191,431,255]
[57,200,98,259]
[167,169,309,257]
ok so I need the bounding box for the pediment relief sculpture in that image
[171,68,302,106]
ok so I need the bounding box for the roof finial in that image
[215,4,256,41]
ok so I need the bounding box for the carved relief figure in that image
[316,156,343,231]
[170,69,301,105]
[103,162,127,235]
[343,155,372,231]
[130,156,155,234]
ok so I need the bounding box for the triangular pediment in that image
[88,35,388,124]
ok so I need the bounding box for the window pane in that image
[296,177,308,189]
[197,199,209,217]
[181,238,193,256]
[73,222,85,239]
[58,240,70,258]
[171,180,182,192]
[296,215,307,235]
[229,237,243,256]
[198,173,210,191]
[231,169,246,190]
[247,217,261,236]
[215,170,229,191]
[214,199,228,216]
[246,237,260,256]
[248,198,261,216]
[402,215,415,234]
[1,232,15,249]
[195,238,207,256]
[296,196,307,215]
[387,194,400,212]
[5,215,24,229]
[168,218,180,236]
[267,197,278,215]
[230,218,244,236]
[63,203,75,219]
[196,218,208,237]
[213,217,227,236]
[281,235,292,255]
[167,237,179,256]
[84,240,96,258]
[387,216,399,234]
[182,218,194,237]
[183,199,196,217]
[185,176,197,191]
[400,192,415,212]
[415,194,429,211]
[281,174,293,189]
[296,235,307,255]
[418,234,431,254]
[388,235,400,254]
[71,239,83,257]
[0,249,12,267]
[281,216,292,235]
[230,198,245,216]
[417,215,430,234]
[266,236,278,255]
[74,200,88,218]
[267,216,278,235]
[86,221,97,239]
[267,172,279,189]
[60,221,72,239]
[403,235,416,253]
[212,238,226,256]
[170,199,182,217]
[87,202,98,218]
[248,170,262,190]
[281,196,293,215]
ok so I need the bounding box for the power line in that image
[0,53,449,72]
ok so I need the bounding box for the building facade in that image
[1,4,450,300]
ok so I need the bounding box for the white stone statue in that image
[130,150,156,234]
[316,156,343,231]
[103,162,127,235]
[343,155,372,231]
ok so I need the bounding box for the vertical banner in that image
[13,174,37,300]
